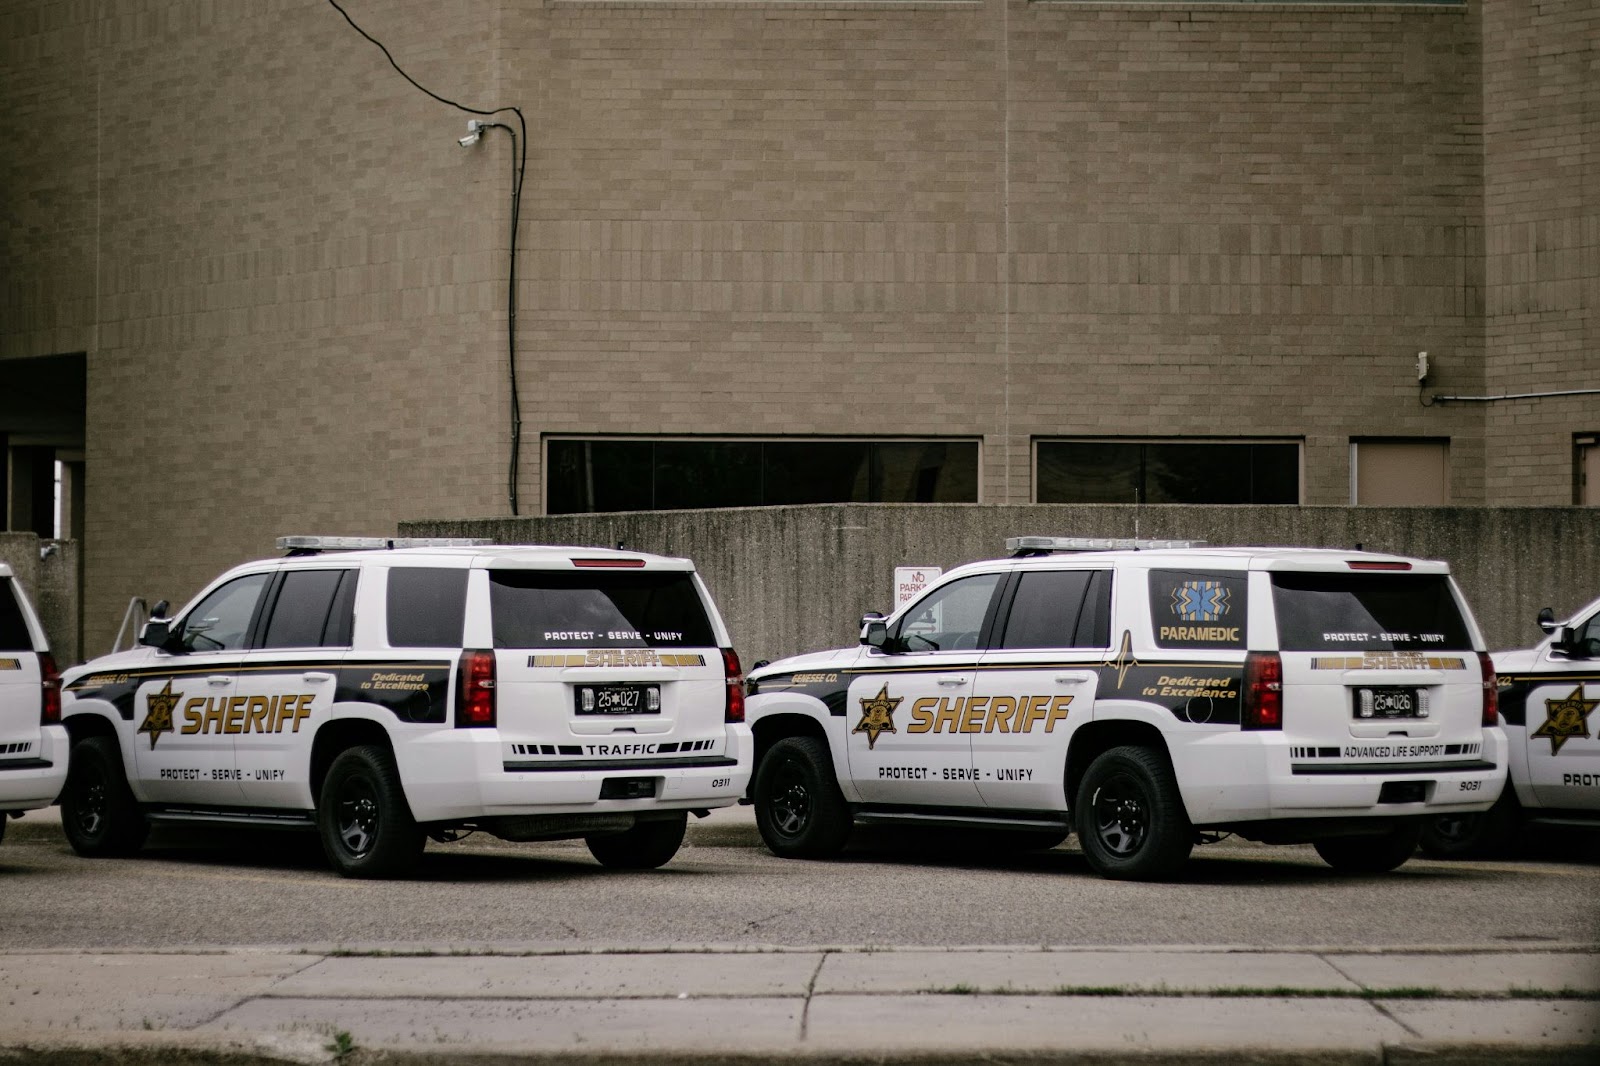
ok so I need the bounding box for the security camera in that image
[458,133,480,148]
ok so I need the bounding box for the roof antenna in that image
[1354,542,1363,552]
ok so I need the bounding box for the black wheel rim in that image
[335,776,380,857]
[1091,773,1149,857]
[768,758,812,838]
[72,763,108,839]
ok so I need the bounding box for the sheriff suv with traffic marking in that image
[57,537,752,877]
[0,562,66,847]
[1420,593,1600,858]
[745,538,1506,880]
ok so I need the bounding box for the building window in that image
[545,438,979,514]
[1350,439,1449,506]
[1035,439,1300,505]
[1577,434,1599,506]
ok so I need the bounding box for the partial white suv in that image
[1421,593,1600,857]
[0,563,66,846]
[745,538,1506,880]
[57,538,752,877]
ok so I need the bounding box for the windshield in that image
[489,570,716,649]
[1270,572,1472,652]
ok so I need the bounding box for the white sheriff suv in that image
[1420,593,1600,857]
[57,538,752,877]
[1,562,67,846]
[745,538,1507,880]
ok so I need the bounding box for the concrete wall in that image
[0,532,79,666]
[404,504,1600,666]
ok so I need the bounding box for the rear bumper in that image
[0,725,68,810]
[1175,727,1508,825]
[396,726,754,824]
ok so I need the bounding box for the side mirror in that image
[1537,607,1557,635]
[861,620,889,649]
[138,618,172,649]
[151,599,170,620]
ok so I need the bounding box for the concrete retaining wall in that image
[0,532,79,666]
[403,505,1600,666]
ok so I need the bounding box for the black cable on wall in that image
[326,0,528,516]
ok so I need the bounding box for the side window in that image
[891,573,1002,653]
[387,568,469,648]
[999,570,1111,650]
[0,579,32,651]
[1148,569,1248,651]
[174,573,270,653]
[260,569,355,649]
[1573,612,1600,659]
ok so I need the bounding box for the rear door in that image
[1267,567,1486,781]
[488,565,732,777]
[972,568,1109,810]
[0,576,44,767]
[1520,608,1600,811]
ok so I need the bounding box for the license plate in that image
[575,684,659,716]
[1356,687,1422,719]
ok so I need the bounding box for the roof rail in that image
[1005,536,1208,557]
[276,535,494,556]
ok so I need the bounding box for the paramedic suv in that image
[745,538,1505,881]
[56,538,752,878]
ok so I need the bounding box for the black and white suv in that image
[1421,593,1600,857]
[745,538,1506,880]
[0,562,66,847]
[57,538,751,877]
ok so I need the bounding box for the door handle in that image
[206,675,231,687]
[936,675,969,687]
[302,672,335,683]
[1055,671,1095,684]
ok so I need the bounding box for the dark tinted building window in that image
[0,580,32,651]
[1037,440,1299,504]
[999,570,1111,650]
[547,439,978,514]
[489,570,716,649]
[261,570,353,649]
[387,568,469,648]
[1271,573,1471,652]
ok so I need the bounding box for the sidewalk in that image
[1,943,1596,1063]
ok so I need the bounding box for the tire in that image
[753,736,853,859]
[1313,821,1421,873]
[60,735,149,857]
[1074,745,1193,881]
[316,744,424,879]
[585,811,688,869]
[1419,789,1520,860]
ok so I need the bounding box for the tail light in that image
[1242,651,1283,731]
[456,649,496,728]
[1478,652,1498,728]
[721,648,745,724]
[39,652,61,725]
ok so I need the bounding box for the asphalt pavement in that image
[3,806,1597,1065]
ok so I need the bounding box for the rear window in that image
[489,570,716,649]
[0,579,32,652]
[1270,572,1472,652]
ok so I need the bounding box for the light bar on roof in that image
[276,536,493,553]
[1005,536,1208,555]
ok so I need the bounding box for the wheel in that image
[1074,746,1193,881]
[753,736,853,858]
[60,735,149,857]
[1313,821,1421,873]
[585,811,688,869]
[1419,788,1520,860]
[316,745,424,879]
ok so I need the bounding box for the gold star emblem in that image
[853,684,902,750]
[1532,683,1597,756]
[137,680,181,749]
[1105,630,1139,689]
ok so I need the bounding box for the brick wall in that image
[1481,0,1600,503]
[0,1,1553,656]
